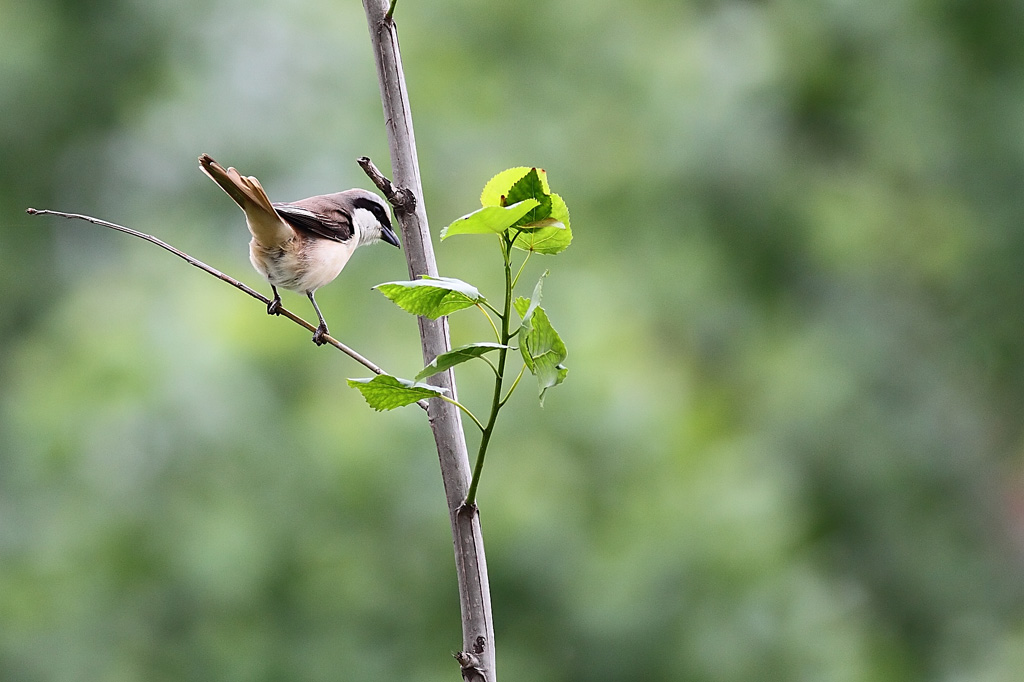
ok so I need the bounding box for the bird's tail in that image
[199,154,289,247]
[199,154,277,214]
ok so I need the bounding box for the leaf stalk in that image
[441,396,486,432]
[499,365,527,407]
[476,302,501,342]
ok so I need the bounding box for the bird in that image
[199,153,401,345]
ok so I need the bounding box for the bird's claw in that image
[267,298,282,316]
[312,324,329,346]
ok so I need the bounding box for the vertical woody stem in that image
[358,3,495,680]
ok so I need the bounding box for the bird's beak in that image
[381,223,401,248]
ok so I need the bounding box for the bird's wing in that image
[199,154,291,246]
[273,197,355,243]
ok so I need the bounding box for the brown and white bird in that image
[199,154,400,345]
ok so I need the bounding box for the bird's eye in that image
[373,205,392,228]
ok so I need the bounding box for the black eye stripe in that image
[353,197,393,229]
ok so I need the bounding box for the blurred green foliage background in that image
[3,0,1024,679]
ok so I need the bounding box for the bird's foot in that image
[267,297,282,316]
[312,324,329,346]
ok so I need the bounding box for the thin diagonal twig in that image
[25,207,398,379]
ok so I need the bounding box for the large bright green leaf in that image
[480,167,551,207]
[374,276,484,318]
[440,200,539,239]
[347,374,447,411]
[414,342,510,381]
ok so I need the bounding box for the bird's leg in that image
[307,291,330,345]
[267,285,283,315]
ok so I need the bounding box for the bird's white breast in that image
[250,235,356,294]
[299,237,358,292]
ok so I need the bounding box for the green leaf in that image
[347,374,448,411]
[480,167,551,207]
[512,193,572,254]
[374,276,484,318]
[514,270,547,324]
[514,272,569,404]
[522,307,568,405]
[440,200,539,239]
[505,168,553,225]
[414,342,510,380]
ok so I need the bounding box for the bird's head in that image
[341,189,400,249]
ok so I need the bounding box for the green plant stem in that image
[464,234,515,506]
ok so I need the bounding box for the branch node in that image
[393,187,417,213]
[357,156,416,213]
[453,648,488,682]
[456,502,479,520]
